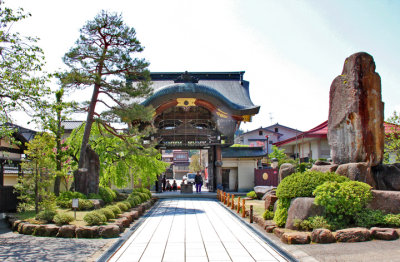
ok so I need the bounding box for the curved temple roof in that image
[142,72,260,116]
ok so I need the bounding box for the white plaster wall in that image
[320,139,331,159]
[222,158,257,192]
[310,140,320,160]
[229,168,238,191]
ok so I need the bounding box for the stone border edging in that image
[217,200,298,262]
[97,199,160,262]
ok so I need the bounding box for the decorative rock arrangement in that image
[6,199,156,239]
[311,228,336,244]
[335,228,371,242]
[285,197,324,230]
[278,163,295,182]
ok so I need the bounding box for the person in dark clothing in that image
[166,180,172,191]
[172,179,177,191]
[162,175,166,192]
[194,171,203,193]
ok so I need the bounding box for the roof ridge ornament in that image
[174,71,199,83]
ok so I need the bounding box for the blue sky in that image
[7,0,400,131]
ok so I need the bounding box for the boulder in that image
[310,164,338,173]
[12,220,23,231]
[17,222,27,233]
[21,224,39,235]
[285,198,324,230]
[89,199,105,209]
[264,220,277,233]
[273,227,294,238]
[311,228,336,244]
[264,194,278,211]
[98,225,120,238]
[116,217,130,228]
[57,225,76,238]
[372,164,400,191]
[370,227,399,240]
[33,225,60,237]
[254,186,275,199]
[118,213,133,224]
[336,162,376,188]
[262,188,277,200]
[328,52,384,166]
[367,190,400,214]
[279,163,295,182]
[76,226,99,238]
[335,228,371,242]
[314,160,332,166]
[281,232,311,244]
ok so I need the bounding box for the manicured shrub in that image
[273,198,291,227]
[122,201,132,209]
[77,199,94,211]
[53,213,74,225]
[383,214,400,227]
[36,209,56,223]
[276,171,349,199]
[136,192,148,202]
[88,193,102,199]
[99,186,117,203]
[246,191,257,199]
[293,216,332,231]
[133,195,142,205]
[56,199,71,209]
[99,207,115,220]
[354,209,385,228]
[108,205,122,216]
[117,202,129,212]
[313,181,372,220]
[262,209,274,220]
[126,196,136,207]
[84,211,107,226]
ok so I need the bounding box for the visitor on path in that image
[195,171,203,193]
[172,180,177,191]
[166,180,172,191]
[162,175,166,192]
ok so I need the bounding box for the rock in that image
[261,188,277,200]
[281,232,311,244]
[370,227,399,240]
[372,164,400,191]
[129,210,139,220]
[335,228,371,242]
[314,160,332,166]
[266,225,277,233]
[336,162,376,188]
[311,228,336,244]
[254,186,275,199]
[285,197,324,230]
[116,217,130,228]
[328,52,384,166]
[367,190,400,214]
[12,220,22,231]
[21,224,39,235]
[57,225,76,238]
[273,227,294,238]
[76,226,99,238]
[33,225,60,237]
[89,199,105,209]
[119,213,133,224]
[99,225,120,238]
[17,222,27,233]
[310,164,338,173]
[279,163,296,182]
[264,194,278,211]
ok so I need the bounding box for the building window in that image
[259,130,263,136]
[275,127,279,132]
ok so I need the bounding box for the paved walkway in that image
[108,199,288,262]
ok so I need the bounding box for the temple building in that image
[139,71,260,191]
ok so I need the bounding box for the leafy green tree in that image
[384,111,400,164]
[189,154,204,173]
[60,10,153,193]
[269,145,287,161]
[68,123,168,188]
[15,133,56,213]
[0,2,50,136]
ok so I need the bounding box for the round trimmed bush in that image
[88,193,102,199]
[246,191,257,199]
[99,207,115,220]
[99,186,116,203]
[108,205,122,216]
[53,213,74,225]
[84,211,107,226]
[313,181,372,220]
[77,199,94,211]
[117,202,129,212]
[122,201,132,209]
[133,195,142,205]
[57,191,87,200]
[36,210,56,223]
[262,209,274,220]
[354,209,385,228]
[276,171,350,199]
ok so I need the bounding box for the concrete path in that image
[108,199,289,262]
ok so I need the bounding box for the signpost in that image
[72,198,79,219]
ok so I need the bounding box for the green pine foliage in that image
[246,191,257,199]
[117,202,129,212]
[99,208,115,220]
[53,213,74,226]
[273,198,291,227]
[84,211,107,226]
[108,205,122,216]
[262,209,274,220]
[99,186,116,204]
[35,210,56,223]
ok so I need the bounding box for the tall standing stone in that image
[328,52,384,166]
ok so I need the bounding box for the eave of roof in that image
[222,146,267,158]
[273,121,328,147]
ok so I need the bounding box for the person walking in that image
[162,175,166,192]
[195,171,203,193]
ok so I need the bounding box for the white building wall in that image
[222,158,257,192]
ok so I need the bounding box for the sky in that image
[6,0,400,132]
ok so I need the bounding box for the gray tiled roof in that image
[222,146,267,158]
[61,121,84,130]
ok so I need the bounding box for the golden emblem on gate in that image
[176,98,196,107]
[263,173,269,180]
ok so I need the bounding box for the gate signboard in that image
[254,168,278,187]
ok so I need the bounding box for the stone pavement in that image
[107,199,289,262]
[0,218,114,262]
